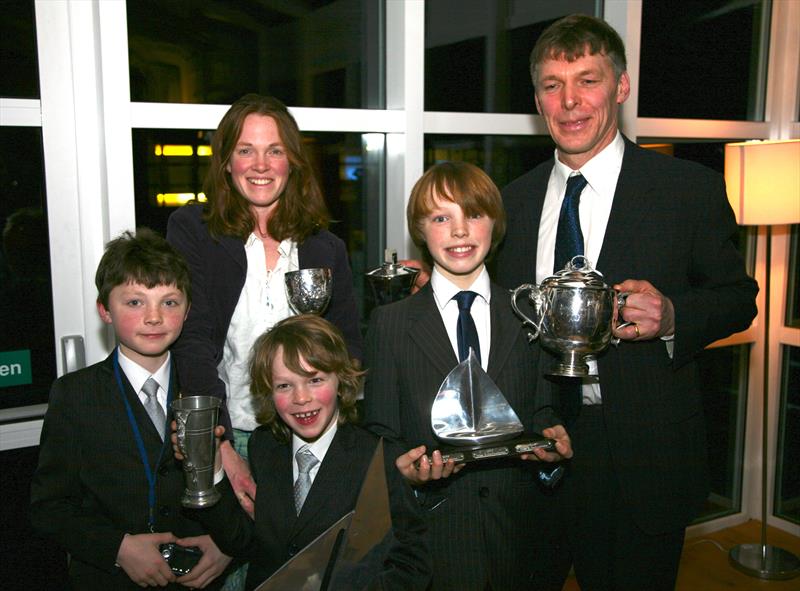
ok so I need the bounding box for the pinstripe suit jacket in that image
[30,354,220,590]
[492,138,758,535]
[363,282,565,591]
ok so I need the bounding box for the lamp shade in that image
[725,139,800,226]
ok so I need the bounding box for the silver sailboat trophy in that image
[431,350,556,463]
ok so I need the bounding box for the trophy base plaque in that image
[438,434,556,464]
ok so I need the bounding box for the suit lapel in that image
[487,283,521,381]
[292,426,355,535]
[596,139,653,279]
[524,162,553,282]
[407,284,459,378]
[219,233,246,272]
[109,355,169,466]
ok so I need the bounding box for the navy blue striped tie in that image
[554,174,587,429]
[454,291,481,364]
[554,174,588,272]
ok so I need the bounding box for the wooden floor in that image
[562,520,800,590]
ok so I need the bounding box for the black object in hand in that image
[159,543,203,576]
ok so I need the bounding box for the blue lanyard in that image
[112,349,174,531]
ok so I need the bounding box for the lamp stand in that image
[729,225,800,580]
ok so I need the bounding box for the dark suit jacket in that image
[195,423,430,591]
[492,138,759,535]
[363,282,565,591]
[166,204,363,433]
[30,354,220,590]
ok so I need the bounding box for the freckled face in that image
[421,193,494,289]
[97,282,189,373]
[226,114,291,217]
[534,52,630,170]
[271,348,339,443]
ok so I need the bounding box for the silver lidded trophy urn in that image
[365,249,420,306]
[511,256,629,377]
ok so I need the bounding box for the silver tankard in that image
[172,395,222,508]
[511,256,629,377]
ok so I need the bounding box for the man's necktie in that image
[141,377,166,440]
[554,173,588,272]
[294,445,319,514]
[454,291,481,364]
[553,174,588,429]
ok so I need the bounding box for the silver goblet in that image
[284,268,333,315]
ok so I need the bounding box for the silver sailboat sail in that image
[431,349,524,445]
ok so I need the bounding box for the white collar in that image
[553,131,625,197]
[291,411,339,463]
[245,233,297,258]
[431,266,491,312]
[117,348,171,394]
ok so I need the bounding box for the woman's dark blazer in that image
[166,204,363,432]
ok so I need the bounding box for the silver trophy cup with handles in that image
[511,256,630,377]
[285,268,333,315]
[172,396,222,508]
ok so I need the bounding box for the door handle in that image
[61,335,86,373]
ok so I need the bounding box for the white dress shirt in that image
[536,132,625,404]
[117,347,171,415]
[219,235,299,432]
[291,413,339,485]
[430,266,492,371]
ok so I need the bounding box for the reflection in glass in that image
[0,0,39,99]
[0,128,55,410]
[424,134,555,189]
[776,345,800,525]
[639,0,770,120]
[132,129,383,324]
[785,225,799,328]
[424,0,597,114]
[694,345,749,522]
[127,0,383,108]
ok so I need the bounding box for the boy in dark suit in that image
[31,228,231,590]
[363,161,573,591]
[189,314,430,591]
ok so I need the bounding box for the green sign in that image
[0,350,33,388]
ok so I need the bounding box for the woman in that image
[167,94,362,519]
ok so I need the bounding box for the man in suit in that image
[492,14,759,590]
[364,162,572,591]
[30,229,231,590]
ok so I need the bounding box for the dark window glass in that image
[0,127,54,411]
[424,134,555,188]
[694,345,750,521]
[1,447,69,588]
[424,0,597,114]
[127,0,383,108]
[786,225,800,328]
[131,129,383,324]
[776,345,800,524]
[637,140,757,267]
[639,0,770,120]
[0,0,39,98]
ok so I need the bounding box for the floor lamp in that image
[725,139,800,580]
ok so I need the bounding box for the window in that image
[775,345,800,524]
[127,0,384,108]
[424,0,597,113]
[639,0,771,120]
